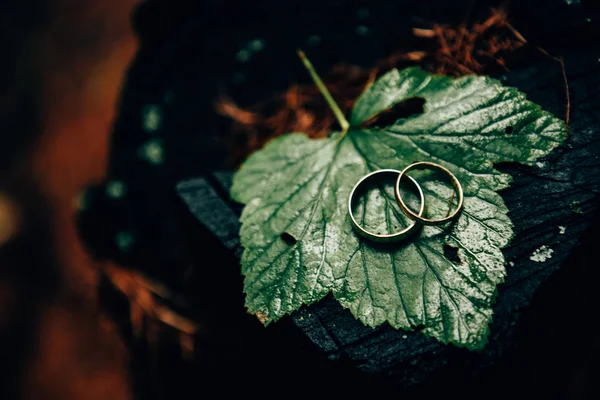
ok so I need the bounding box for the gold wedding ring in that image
[395,161,463,226]
[348,169,425,243]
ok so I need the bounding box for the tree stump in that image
[77,0,600,398]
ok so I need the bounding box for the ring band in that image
[348,169,425,243]
[395,162,463,226]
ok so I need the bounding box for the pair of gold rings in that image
[348,162,464,243]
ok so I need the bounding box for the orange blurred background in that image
[5,1,140,398]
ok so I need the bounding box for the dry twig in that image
[103,264,200,358]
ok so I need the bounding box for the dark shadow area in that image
[360,97,426,129]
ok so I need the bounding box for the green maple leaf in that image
[230,66,566,349]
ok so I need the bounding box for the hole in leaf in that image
[505,125,514,133]
[443,245,460,263]
[360,97,425,129]
[281,232,297,246]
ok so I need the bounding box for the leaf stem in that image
[298,49,350,135]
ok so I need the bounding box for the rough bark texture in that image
[77,0,600,398]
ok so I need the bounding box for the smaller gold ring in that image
[348,169,425,243]
[395,162,463,226]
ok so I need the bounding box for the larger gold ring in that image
[395,161,463,226]
[348,169,425,243]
